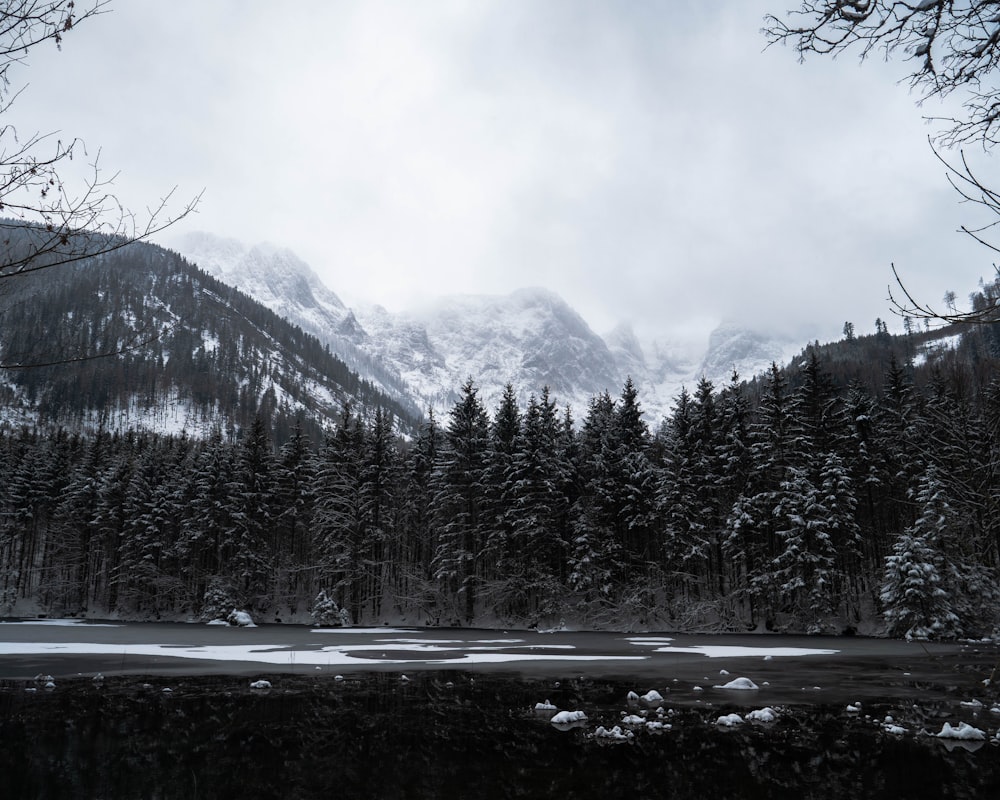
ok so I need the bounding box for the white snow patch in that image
[551,710,587,724]
[534,700,558,711]
[714,677,759,690]
[716,713,744,727]
[592,725,634,742]
[641,690,664,705]
[746,707,778,723]
[647,645,837,659]
[249,680,272,689]
[0,642,644,668]
[0,619,122,627]
[936,722,986,741]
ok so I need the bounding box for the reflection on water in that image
[1,672,998,799]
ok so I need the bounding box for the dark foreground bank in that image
[1,671,999,800]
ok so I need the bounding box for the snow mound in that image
[551,710,587,725]
[746,707,778,723]
[534,700,558,711]
[626,690,640,704]
[592,725,634,742]
[883,724,907,735]
[641,690,664,705]
[645,721,670,733]
[227,609,256,627]
[620,714,645,727]
[249,680,272,690]
[716,713,744,727]
[846,704,861,713]
[936,722,986,740]
[714,677,759,690]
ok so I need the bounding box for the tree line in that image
[1,329,998,638]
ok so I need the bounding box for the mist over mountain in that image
[174,232,798,423]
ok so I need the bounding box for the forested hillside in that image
[0,229,422,441]
[1,306,997,637]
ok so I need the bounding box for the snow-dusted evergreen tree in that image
[184,428,236,613]
[724,363,793,627]
[272,422,316,611]
[483,383,521,596]
[313,403,366,624]
[431,380,491,623]
[496,388,567,619]
[568,392,620,605]
[770,465,841,631]
[658,379,727,600]
[399,409,440,617]
[361,406,402,619]
[881,468,961,639]
[227,416,275,608]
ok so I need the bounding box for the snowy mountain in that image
[173,232,795,423]
[173,232,417,414]
[353,288,631,415]
[0,231,422,440]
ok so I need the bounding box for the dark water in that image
[2,671,999,799]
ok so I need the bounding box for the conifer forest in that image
[2,318,999,640]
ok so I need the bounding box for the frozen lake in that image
[0,619,996,706]
[2,622,999,798]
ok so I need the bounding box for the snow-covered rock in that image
[714,677,759,690]
[746,707,778,723]
[620,714,646,727]
[592,725,634,742]
[640,690,664,705]
[534,700,558,711]
[936,722,986,740]
[249,680,272,690]
[227,609,256,627]
[716,713,744,727]
[551,710,587,725]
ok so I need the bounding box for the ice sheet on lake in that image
[0,641,646,668]
[627,639,838,659]
[0,619,122,627]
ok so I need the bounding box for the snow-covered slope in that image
[173,232,793,424]
[173,232,416,413]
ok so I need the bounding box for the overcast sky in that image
[11,0,997,350]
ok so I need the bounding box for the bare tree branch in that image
[0,1,202,366]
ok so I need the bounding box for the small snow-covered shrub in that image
[201,578,238,623]
[311,589,351,627]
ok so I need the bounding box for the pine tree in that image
[313,403,366,623]
[228,416,275,609]
[431,380,491,623]
[881,469,961,639]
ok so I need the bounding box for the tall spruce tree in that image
[432,380,491,623]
